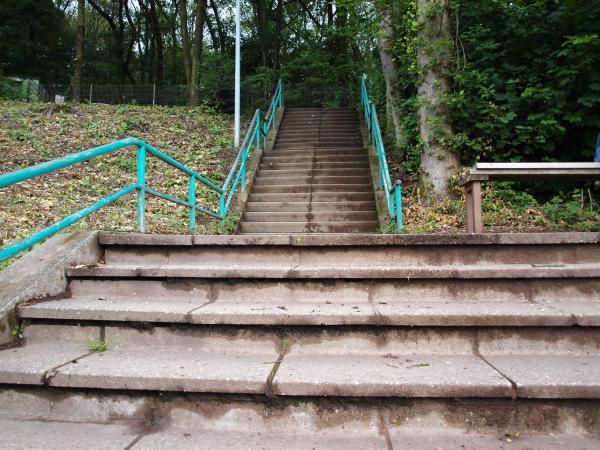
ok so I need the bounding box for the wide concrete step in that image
[25,276,600,324]
[248,192,375,202]
[242,211,377,222]
[251,184,373,194]
[274,143,364,150]
[19,292,600,327]
[281,121,359,127]
[245,201,376,212]
[276,131,361,138]
[255,168,371,178]
[238,221,378,233]
[278,126,360,133]
[2,324,599,399]
[67,262,600,279]
[4,387,596,449]
[259,161,369,170]
[253,176,372,186]
[97,233,600,266]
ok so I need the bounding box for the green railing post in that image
[189,175,196,233]
[241,146,247,192]
[257,110,261,150]
[219,192,225,218]
[394,181,403,233]
[136,144,146,233]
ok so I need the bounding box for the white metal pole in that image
[89,84,93,104]
[234,0,241,148]
[152,84,156,106]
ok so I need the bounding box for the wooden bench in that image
[459,162,600,233]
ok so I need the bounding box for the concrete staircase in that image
[1,232,600,448]
[239,107,378,234]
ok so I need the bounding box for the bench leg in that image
[465,181,482,233]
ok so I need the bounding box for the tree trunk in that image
[376,1,404,150]
[209,0,226,53]
[149,0,164,84]
[416,0,459,199]
[189,0,206,105]
[72,0,85,102]
[179,0,192,84]
[272,0,283,70]
[253,0,268,67]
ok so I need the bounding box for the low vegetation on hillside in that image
[0,101,240,261]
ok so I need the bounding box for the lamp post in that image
[234,0,241,148]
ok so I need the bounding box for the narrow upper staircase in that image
[239,107,378,233]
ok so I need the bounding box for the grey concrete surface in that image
[0,231,100,345]
[484,355,600,398]
[272,354,512,397]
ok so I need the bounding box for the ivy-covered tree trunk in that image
[416,0,459,199]
[376,1,404,150]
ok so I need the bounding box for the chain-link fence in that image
[26,81,359,110]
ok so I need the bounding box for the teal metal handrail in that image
[360,77,403,232]
[262,80,283,141]
[0,80,284,263]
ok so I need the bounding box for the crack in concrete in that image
[123,429,148,449]
[265,336,290,397]
[377,408,394,450]
[42,351,95,385]
[474,329,518,400]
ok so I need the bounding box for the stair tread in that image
[19,297,600,326]
[66,262,600,279]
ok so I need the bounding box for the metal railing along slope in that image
[360,77,403,232]
[0,81,284,264]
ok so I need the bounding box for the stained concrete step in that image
[19,294,600,327]
[242,211,377,223]
[248,192,375,202]
[245,201,376,212]
[251,184,373,194]
[253,176,372,186]
[275,142,363,150]
[66,262,600,279]
[276,131,361,138]
[276,137,361,144]
[4,387,596,450]
[40,276,600,314]
[238,221,379,233]
[2,324,599,399]
[97,233,600,266]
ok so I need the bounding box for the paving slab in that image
[0,418,138,450]
[272,354,512,397]
[483,355,600,398]
[373,302,574,326]
[49,348,278,393]
[0,343,91,385]
[190,301,378,325]
[387,431,600,450]
[134,428,387,450]
[20,296,204,322]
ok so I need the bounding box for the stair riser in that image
[277,137,361,143]
[251,185,373,193]
[259,162,369,170]
[245,201,376,212]
[242,212,377,222]
[102,244,600,267]
[254,176,372,186]
[3,387,598,443]
[261,156,368,164]
[55,277,600,311]
[241,222,378,233]
[274,144,364,150]
[255,169,371,177]
[266,150,365,157]
[15,323,600,357]
[249,193,375,202]
[276,131,361,138]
